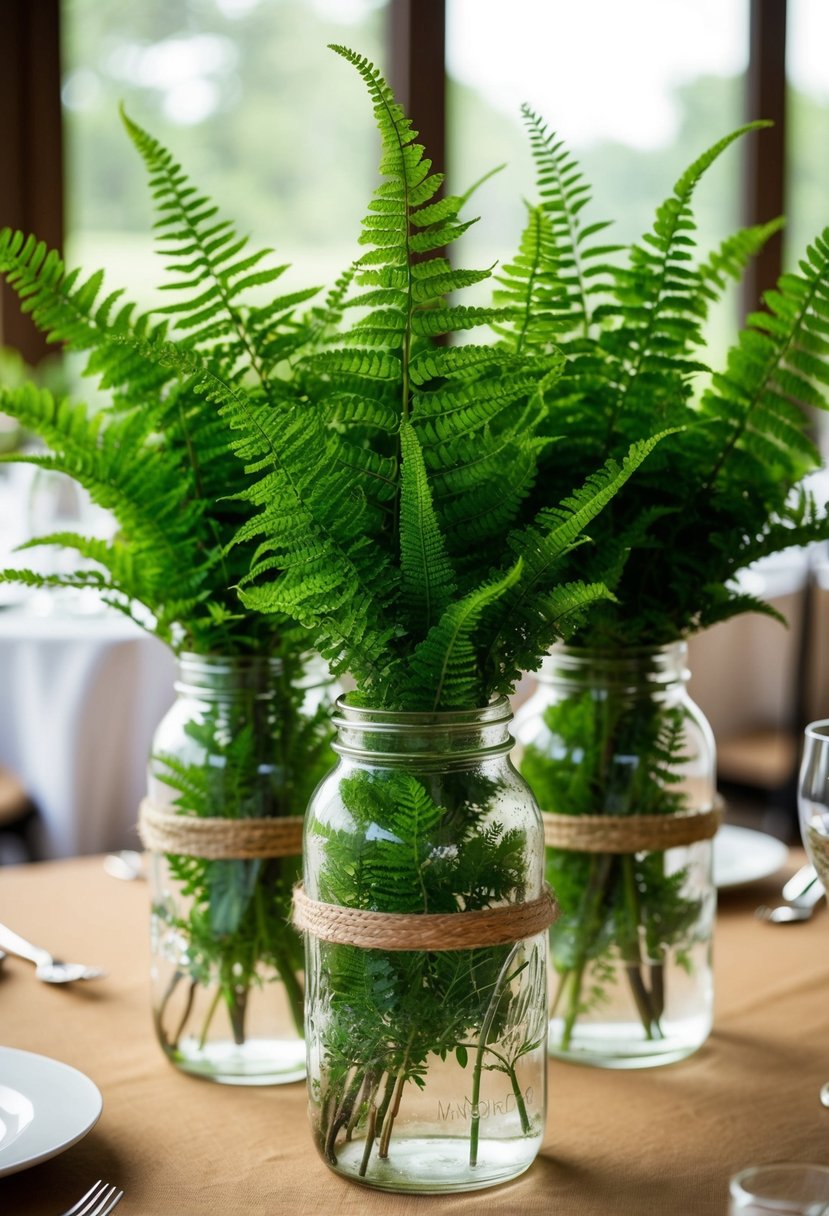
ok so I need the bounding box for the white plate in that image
[0,1047,102,1178]
[713,823,789,890]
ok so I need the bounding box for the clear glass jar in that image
[303,696,549,1193]
[513,643,717,1069]
[148,652,335,1085]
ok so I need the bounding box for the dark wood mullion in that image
[387,0,447,353]
[742,0,787,317]
[0,0,64,367]
[388,0,447,180]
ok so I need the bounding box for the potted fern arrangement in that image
[503,111,829,1067]
[166,46,660,1191]
[0,118,337,1085]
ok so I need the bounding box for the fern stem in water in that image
[376,1069,407,1164]
[173,978,199,1052]
[619,853,663,1040]
[324,1069,364,1165]
[557,851,613,1050]
[470,942,522,1167]
[199,985,224,1050]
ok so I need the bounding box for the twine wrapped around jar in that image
[541,798,723,854]
[292,882,559,951]
[137,797,304,860]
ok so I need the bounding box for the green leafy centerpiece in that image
[198,46,658,1190]
[0,115,336,1084]
[501,111,829,1065]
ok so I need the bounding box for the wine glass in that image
[797,720,829,1110]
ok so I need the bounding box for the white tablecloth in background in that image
[0,602,175,858]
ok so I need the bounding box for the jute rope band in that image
[291,882,558,951]
[137,798,304,860]
[542,799,723,854]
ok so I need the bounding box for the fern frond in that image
[479,437,661,679]
[517,106,618,343]
[492,203,567,353]
[136,336,401,682]
[597,123,770,440]
[323,43,498,389]
[411,370,547,445]
[0,383,207,585]
[0,228,172,402]
[702,228,829,495]
[398,419,456,633]
[121,107,314,379]
[406,562,523,711]
[408,345,517,386]
[696,218,784,306]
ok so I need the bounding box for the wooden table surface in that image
[1,852,827,1215]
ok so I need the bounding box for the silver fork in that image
[59,1179,123,1215]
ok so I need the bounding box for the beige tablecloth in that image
[0,855,827,1215]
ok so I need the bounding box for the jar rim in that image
[174,651,285,699]
[333,694,513,730]
[330,695,515,763]
[554,641,688,661]
[178,651,284,671]
[533,641,689,688]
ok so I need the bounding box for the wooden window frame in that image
[0,0,64,367]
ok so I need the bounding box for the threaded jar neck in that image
[331,696,514,765]
[535,642,689,696]
[174,653,284,702]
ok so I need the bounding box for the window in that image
[61,0,388,310]
[447,0,750,360]
[0,1,805,367]
[787,0,829,262]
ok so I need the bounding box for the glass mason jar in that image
[146,652,335,1085]
[513,643,717,1068]
[302,697,549,1194]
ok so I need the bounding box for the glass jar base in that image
[327,1134,542,1193]
[164,1035,306,1085]
[547,1014,711,1069]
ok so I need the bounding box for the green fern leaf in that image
[398,419,456,633]
[406,562,523,711]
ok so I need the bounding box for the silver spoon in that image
[755,875,825,924]
[821,1083,829,1109]
[0,922,105,983]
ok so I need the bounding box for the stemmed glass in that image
[797,719,829,1110]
